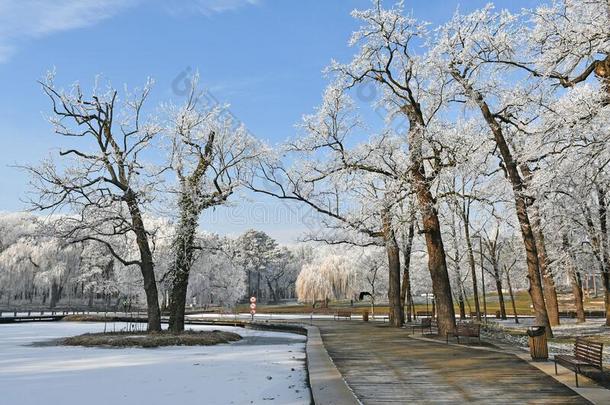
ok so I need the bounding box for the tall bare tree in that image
[436,8,554,336]
[332,1,457,335]
[26,73,163,331]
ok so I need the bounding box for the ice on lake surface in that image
[0,322,310,405]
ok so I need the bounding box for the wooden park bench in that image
[410,317,433,335]
[554,337,604,387]
[334,310,352,320]
[379,314,389,323]
[446,322,481,344]
[309,307,330,323]
[415,311,434,319]
[309,306,332,317]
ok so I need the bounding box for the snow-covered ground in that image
[186,312,387,321]
[0,322,310,405]
[484,318,610,362]
[0,310,389,323]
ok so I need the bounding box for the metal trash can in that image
[527,326,548,361]
[363,311,369,322]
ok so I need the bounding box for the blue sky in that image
[0,0,541,242]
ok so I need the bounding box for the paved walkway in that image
[315,321,590,404]
[305,325,359,405]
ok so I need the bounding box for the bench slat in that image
[573,337,603,368]
[575,345,602,352]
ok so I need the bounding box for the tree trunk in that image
[169,271,189,331]
[575,273,586,322]
[403,107,455,337]
[257,271,261,301]
[525,188,560,326]
[583,206,610,324]
[505,268,519,324]
[457,289,466,320]
[489,253,507,320]
[412,175,455,335]
[406,277,414,323]
[266,278,278,304]
[596,186,610,326]
[534,229,560,326]
[453,74,552,337]
[602,271,610,326]
[570,269,586,323]
[463,219,481,322]
[247,270,252,296]
[400,219,415,323]
[168,196,199,333]
[126,195,161,332]
[509,171,551,336]
[382,209,403,327]
[492,265,507,320]
[49,281,62,309]
[563,234,585,323]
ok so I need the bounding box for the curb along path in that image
[305,325,361,405]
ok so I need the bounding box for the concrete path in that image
[305,325,360,405]
[315,321,591,404]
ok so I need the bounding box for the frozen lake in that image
[0,322,310,405]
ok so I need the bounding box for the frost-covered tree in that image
[435,120,503,322]
[353,248,389,315]
[187,235,246,308]
[164,78,261,332]
[250,85,410,326]
[234,230,281,301]
[29,238,83,309]
[263,247,300,303]
[25,73,163,331]
[398,201,416,322]
[0,212,40,306]
[328,1,458,335]
[0,212,131,309]
[78,243,118,309]
[480,220,513,320]
[527,0,610,91]
[432,5,559,335]
[526,0,610,325]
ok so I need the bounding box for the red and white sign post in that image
[249,296,256,321]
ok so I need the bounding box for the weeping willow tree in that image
[295,255,355,304]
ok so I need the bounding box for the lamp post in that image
[479,237,487,323]
[421,293,433,317]
[470,239,482,323]
[471,234,487,323]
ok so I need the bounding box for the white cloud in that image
[0,0,138,63]
[0,0,262,63]
[164,0,261,16]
